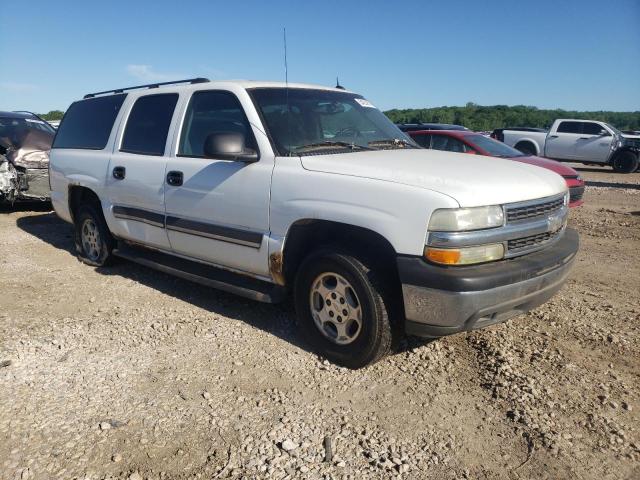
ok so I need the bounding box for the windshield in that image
[0,116,55,150]
[249,88,416,155]
[604,123,622,136]
[466,134,526,157]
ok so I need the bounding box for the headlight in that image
[425,243,505,265]
[428,206,504,232]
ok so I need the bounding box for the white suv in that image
[49,78,579,367]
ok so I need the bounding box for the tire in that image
[294,250,394,368]
[74,203,115,267]
[515,142,536,156]
[612,151,639,174]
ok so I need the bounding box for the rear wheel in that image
[515,141,536,156]
[294,250,394,368]
[612,151,639,173]
[74,204,115,266]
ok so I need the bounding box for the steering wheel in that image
[333,126,360,139]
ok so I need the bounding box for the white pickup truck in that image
[49,78,579,367]
[494,119,640,173]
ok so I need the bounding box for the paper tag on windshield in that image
[355,98,376,108]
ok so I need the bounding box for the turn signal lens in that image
[425,248,461,265]
[425,243,505,266]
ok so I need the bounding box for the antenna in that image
[335,77,345,90]
[284,28,289,86]
[284,27,292,156]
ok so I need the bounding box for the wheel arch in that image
[68,185,102,223]
[271,219,400,288]
[514,139,540,156]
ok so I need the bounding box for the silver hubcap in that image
[309,272,363,345]
[81,218,101,261]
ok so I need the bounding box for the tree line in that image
[37,104,640,131]
[384,103,640,131]
[38,110,65,121]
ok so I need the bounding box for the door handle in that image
[112,166,126,180]
[549,135,559,138]
[166,170,183,186]
[578,137,589,140]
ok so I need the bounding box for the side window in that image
[413,134,431,148]
[431,135,467,153]
[178,90,255,157]
[121,94,178,156]
[53,94,126,150]
[557,121,582,134]
[431,135,448,151]
[582,122,606,136]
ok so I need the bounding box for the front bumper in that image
[398,228,579,337]
[566,178,585,207]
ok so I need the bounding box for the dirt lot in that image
[1,164,638,480]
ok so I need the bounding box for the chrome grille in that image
[508,229,562,252]
[506,196,564,222]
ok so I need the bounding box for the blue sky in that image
[1,0,639,113]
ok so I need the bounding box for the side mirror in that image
[203,132,259,162]
[599,129,610,136]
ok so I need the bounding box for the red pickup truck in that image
[406,129,585,207]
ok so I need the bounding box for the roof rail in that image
[83,77,210,99]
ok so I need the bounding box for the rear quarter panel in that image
[49,100,128,223]
[502,131,546,155]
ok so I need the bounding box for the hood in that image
[512,155,580,177]
[621,133,640,140]
[4,129,52,169]
[300,149,567,208]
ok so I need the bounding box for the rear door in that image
[545,121,581,159]
[163,89,273,276]
[574,122,613,163]
[105,93,179,249]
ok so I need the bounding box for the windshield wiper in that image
[293,141,373,153]
[368,138,417,149]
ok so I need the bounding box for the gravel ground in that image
[1,164,638,480]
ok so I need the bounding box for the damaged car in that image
[0,111,55,205]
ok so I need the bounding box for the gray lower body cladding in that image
[398,228,579,337]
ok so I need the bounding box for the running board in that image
[112,242,286,303]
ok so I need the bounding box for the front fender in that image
[269,157,459,257]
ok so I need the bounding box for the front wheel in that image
[74,204,115,266]
[294,250,394,368]
[612,151,639,173]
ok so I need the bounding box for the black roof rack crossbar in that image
[83,77,210,99]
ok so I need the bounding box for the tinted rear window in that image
[121,94,178,156]
[53,95,126,150]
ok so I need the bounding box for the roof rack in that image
[83,77,210,99]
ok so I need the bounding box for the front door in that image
[163,89,273,277]
[105,93,179,249]
[574,122,614,163]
